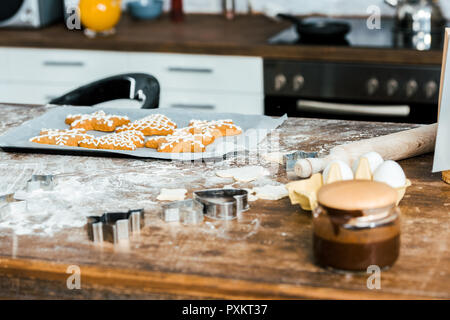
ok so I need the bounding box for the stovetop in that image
[268,18,445,51]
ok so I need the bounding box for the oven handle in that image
[297,100,410,117]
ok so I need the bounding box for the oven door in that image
[0,0,25,24]
[265,96,437,124]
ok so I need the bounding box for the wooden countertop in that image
[0,14,443,65]
[0,104,449,299]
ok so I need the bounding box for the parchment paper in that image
[0,106,287,160]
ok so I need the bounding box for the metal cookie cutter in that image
[87,209,144,244]
[0,194,27,218]
[27,175,56,192]
[194,189,249,221]
[161,199,204,224]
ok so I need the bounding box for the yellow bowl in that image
[286,173,323,211]
[79,0,122,32]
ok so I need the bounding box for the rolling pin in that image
[294,123,438,178]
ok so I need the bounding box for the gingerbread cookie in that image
[189,119,242,137]
[145,128,215,151]
[145,136,167,149]
[66,110,130,132]
[116,114,177,136]
[79,130,145,151]
[30,129,94,147]
[157,135,206,153]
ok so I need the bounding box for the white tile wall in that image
[153,0,450,18]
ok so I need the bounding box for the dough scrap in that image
[216,166,270,182]
[253,185,288,200]
[157,188,187,201]
[244,188,259,202]
[262,152,287,164]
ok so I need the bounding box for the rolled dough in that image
[157,188,187,201]
[253,185,289,201]
[216,166,270,182]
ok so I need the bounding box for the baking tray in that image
[0,106,287,160]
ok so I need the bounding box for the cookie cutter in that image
[161,199,204,224]
[87,209,144,244]
[193,189,249,221]
[0,193,27,218]
[26,175,56,192]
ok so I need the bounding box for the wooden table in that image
[0,14,443,65]
[0,104,448,299]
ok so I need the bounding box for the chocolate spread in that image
[313,205,400,271]
[313,234,400,271]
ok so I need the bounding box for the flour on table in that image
[216,166,270,182]
[253,185,289,200]
[157,188,187,201]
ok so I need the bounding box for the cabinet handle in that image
[45,95,58,101]
[169,104,215,110]
[297,100,410,117]
[167,67,213,74]
[43,61,85,67]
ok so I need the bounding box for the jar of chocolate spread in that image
[313,180,400,271]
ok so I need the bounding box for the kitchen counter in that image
[0,14,443,65]
[0,104,449,299]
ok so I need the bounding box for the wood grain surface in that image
[0,15,443,65]
[0,104,448,299]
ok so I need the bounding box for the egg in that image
[352,152,384,174]
[373,160,406,188]
[323,160,354,184]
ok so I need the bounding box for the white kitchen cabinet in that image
[0,47,264,114]
[159,89,264,114]
[128,52,263,94]
[0,48,11,81]
[0,82,74,104]
[5,48,128,85]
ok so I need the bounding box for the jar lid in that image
[317,180,397,211]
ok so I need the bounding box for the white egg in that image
[373,160,406,188]
[323,160,354,184]
[352,151,384,174]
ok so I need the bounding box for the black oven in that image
[264,60,440,124]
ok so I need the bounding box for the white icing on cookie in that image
[116,114,176,134]
[79,130,144,150]
[68,110,129,129]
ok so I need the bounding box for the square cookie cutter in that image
[193,189,249,221]
[87,209,144,244]
[161,199,204,224]
[26,175,56,192]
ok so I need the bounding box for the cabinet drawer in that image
[0,48,11,81]
[129,53,263,94]
[7,48,128,84]
[160,90,264,115]
[0,82,74,104]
